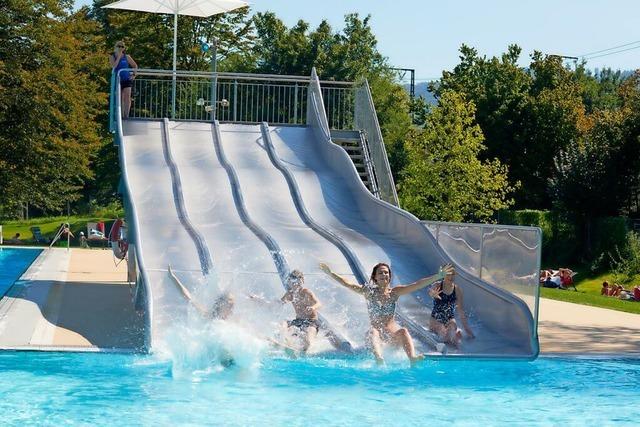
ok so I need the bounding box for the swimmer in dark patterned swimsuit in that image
[428,268,474,348]
[320,262,453,366]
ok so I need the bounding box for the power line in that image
[584,44,640,60]
[578,40,640,58]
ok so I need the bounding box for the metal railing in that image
[354,81,399,206]
[109,69,397,206]
[423,220,542,333]
[110,69,355,130]
[358,130,380,198]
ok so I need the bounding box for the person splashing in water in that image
[280,269,347,354]
[320,262,453,365]
[168,265,234,320]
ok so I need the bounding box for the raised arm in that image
[109,51,122,69]
[455,285,474,338]
[319,263,364,294]
[168,265,208,316]
[393,264,453,297]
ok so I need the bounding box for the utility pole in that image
[390,67,416,99]
[549,54,579,68]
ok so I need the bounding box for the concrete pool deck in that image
[0,247,144,351]
[0,247,638,355]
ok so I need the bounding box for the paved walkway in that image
[538,297,640,355]
[0,248,144,351]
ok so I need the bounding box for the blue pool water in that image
[0,248,41,297]
[0,352,637,425]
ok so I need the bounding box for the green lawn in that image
[1,215,119,247]
[541,270,640,315]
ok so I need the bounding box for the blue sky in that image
[78,0,640,82]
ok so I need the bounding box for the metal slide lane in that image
[210,120,354,351]
[120,120,207,348]
[163,120,287,339]
[216,122,375,350]
[259,122,442,353]
[265,124,536,357]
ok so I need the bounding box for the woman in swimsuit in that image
[109,40,138,119]
[320,262,452,365]
[428,267,474,348]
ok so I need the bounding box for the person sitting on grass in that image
[601,281,611,296]
[7,233,24,245]
[558,268,576,291]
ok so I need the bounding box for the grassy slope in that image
[0,215,118,246]
[540,270,640,315]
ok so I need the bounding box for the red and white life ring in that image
[109,219,128,260]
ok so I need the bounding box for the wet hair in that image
[602,281,609,287]
[211,293,234,319]
[369,262,391,284]
[289,269,304,282]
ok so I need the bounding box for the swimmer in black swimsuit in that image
[428,268,474,348]
[320,262,453,365]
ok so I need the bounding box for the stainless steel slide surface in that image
[120,120,204,348]
[120,119,535,357]
[215,123,372,347]
[265,124,537,357]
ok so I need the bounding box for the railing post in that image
[479,225,485,279]
[294,83,299,124]
[233,79,238,122]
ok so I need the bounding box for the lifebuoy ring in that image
[109,219,128,260]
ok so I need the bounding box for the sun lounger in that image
[30,226,48,244]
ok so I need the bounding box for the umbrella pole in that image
[171,11,178,119]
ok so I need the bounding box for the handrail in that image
[113,74,153,350]
[354,80,399,206]
[125,68,354,85]
[161,118,214,275]
[358,130,380,198]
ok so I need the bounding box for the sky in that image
[78,0,640,83]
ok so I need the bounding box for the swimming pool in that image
[0,248,41,297]
[0,352,637,425]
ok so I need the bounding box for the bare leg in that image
[392,327,424,365]
[444,320,462,348]
[367,328,384,365]
[429,318,447,339]
[325,329,351,353]
[122,87,132,118]
[300,326,317,354]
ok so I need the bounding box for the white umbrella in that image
[103,0,248,73]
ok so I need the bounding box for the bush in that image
[497,210,629,266]
[610,231,640,284]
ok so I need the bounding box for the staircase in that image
[330,130,379,197]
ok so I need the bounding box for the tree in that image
[90,0,255,72]
[399,91,515,221]
[0,1,105,217]
[430,46,594,209]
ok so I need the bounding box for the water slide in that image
[117,92,537,359]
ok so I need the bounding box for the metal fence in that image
[112,70,354,130]
[422,221,542,332]
[354,82,399,206]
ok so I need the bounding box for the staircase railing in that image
[354,81,399,206]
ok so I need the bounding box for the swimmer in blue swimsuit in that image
[320,262,453,365]
[428,268,474,348]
